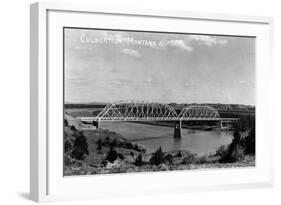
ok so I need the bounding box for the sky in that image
[64,28,255,105]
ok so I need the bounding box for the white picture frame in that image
[30,2,274,202]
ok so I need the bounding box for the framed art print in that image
[30,2,274,202]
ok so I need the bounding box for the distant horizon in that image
[64,101,255,107]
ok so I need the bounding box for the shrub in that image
[96,138,102,150]
[195,155,208,164]
[70,125,76,131]
[215,145,229,159]
[71,132,89,160]
[111,139,117,147]
[125,142,133,149]
[243,128,255,155]
[135,154,143,166]
[117,153,125,160]
[163,154,173,164]
[218,126,245,163]
[175,151,182,158]
[106,146,118,163]
[64,119,68,127]
[64,155,71,166]
[101,160,108,167]
[181,154,196,164]
[150,147,165,165]
[64,139,72,153]
[133,144,141,152]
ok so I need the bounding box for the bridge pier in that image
[220,119,237,129]
[174,120,182,138]
[92,120,99,129]
[220,120,229,129]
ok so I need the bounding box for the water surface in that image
[101,121,233,156]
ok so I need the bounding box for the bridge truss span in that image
[78,101,238,131]
[178,105,220,120]
[96,100,179,121]
[90,101,228,121]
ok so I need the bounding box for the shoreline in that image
[64,114,255,176]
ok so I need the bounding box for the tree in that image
[135,153,143,166]
[96,138,102,150]
[64,139,72,154]
[229,126,244,160]
[164,154,174,164]
[71,132,89,160]
[117,153,124,160]
[219,125,244,163]
[215,145,229,159]
[64,119,68,127]
[111,139,117,147]
[133,144,141,152]
[106,146,118,163]
[150,146,165,165]
[243,128,255,154]
[175,151,182,158]
[70,125,76,131]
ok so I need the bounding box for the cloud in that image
[121,48,142,58]
[183,82,194,88]
[144,78,153,83]
[110,79,134,87]
[238,80,255,85]
[218,39,228,45]
[143,77,161,85]
[188,35,228,46]
[166,40,193,52]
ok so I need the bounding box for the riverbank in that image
[64,119,254,176]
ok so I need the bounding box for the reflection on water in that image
[101,121,233,156]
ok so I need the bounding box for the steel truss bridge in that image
[78,101,238,129]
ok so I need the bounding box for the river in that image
[100,121,233,156]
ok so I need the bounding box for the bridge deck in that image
[78,117,238,122]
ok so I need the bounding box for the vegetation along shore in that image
[64,113,255,176]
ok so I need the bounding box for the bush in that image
[175,151,182,158]
[125,142,133,149]
[71,132,89,160]
[150,147,165,165]
[243,128,255,155]
[215,145,229,158]
[163,154,173,164]
[64,119,69,127]
[111,139,117,147]
[195,155,208,164]
[106,146,118,163]
[64,139,72,153]
[96,138,102,150]
[70,125,76,131]
[135,154,143,166]
[64,155,71,166]
[133,144,141,152]
[117,153,125,160]
[218,126,245,163]
[181,154,196,164]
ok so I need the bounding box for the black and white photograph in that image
[63,27,256,176]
